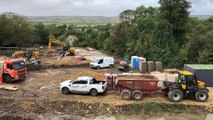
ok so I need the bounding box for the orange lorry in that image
[0,59,27,83]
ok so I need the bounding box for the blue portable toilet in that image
[131,56,139,69]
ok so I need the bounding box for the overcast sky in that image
[0,0,212,16]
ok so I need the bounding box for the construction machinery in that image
[47,38,75,56]
[48,39,65,53]
[105,70,208,102]
[12,49,39,58]
[164,70,208,102]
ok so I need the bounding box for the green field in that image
[27,16,120,25]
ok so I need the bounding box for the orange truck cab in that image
[0,59,27,83]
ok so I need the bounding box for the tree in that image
[119,10,136,24]
[109,22,130,56]
[34,22,49,45]
[158,0,191,47]
[0,12,36,47]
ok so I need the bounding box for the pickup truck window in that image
[72,80,88,84]
[72,81,81,84]
[80,80,87,84]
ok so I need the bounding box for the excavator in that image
[47,37,75,59]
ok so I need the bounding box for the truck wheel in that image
[90,89,98,96]
[132,90,143,100]
[62,87,70,95]
[3,75,12,83]
[168,89,183,102]
[109,65,113,68]
[195,90,208,102]
[121,90,131,100]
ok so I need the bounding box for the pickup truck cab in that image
[90,57,114,69]
[59,76,107,96]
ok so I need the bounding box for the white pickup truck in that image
[59,76,107,96]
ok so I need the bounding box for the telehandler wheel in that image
[195,90,208,102]
[132,90,143,100]
[62,87,70,95]
[168,89,183,102]
[90,89,98,96]
[3,75,12,83]
[121,89,131,100]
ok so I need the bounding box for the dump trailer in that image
[105,71,209,102]
[117,78,162,100]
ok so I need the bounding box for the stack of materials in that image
[155,61,163,72]
[139,61,147,73]
[148,61,155,72]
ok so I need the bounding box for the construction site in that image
[0,45,213,120]
[1,0,213,119]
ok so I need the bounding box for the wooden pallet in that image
[0,84,18,91]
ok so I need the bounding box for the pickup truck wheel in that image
[132,90,143,100]
[195,90,208,102]
[62,87,70,95]
[168,89,183,102]
[3,75,12,83]
[90,89,98,96]
[121,90,131,100]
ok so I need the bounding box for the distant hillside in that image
[27,15,212,26]
[191,15,212,20]
[27,16,120,25]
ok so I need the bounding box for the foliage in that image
[0,12,36,47]
[1,0,213,68]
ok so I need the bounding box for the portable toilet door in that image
[131,56,139,69]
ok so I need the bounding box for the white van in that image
[90,57,114,69]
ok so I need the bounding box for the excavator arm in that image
[48,39,65,52]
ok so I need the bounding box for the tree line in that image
[0,0,213,68]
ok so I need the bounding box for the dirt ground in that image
[1,48,213,119]
[1,67,213,119]
[1,67,213,107]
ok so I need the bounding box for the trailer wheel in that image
[3,75,12,83]
[121,90,131,100]
[195,90,208,102]
[168,89,183,102]
[62,87,70,95]
[132,90,143,100]
[90,89,98,96]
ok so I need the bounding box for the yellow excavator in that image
[47,38,75,56]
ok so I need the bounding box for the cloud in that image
[0,0,212,16]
